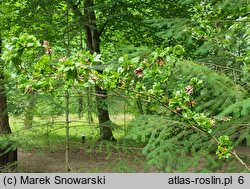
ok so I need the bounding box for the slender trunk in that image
[86,87,93,124]
[78,29,84,119]
[23,92,36,129]
[0,37,17,169]
[78,93,83,119]
[65,90,71,172]
[65,3,72,172]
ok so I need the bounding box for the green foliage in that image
[2,34,40,68]
[167,61,248,115]
[242,64,250,89]
[216,135,233,159]
[168,77,214,133]
[127,115,216,172]
[127,113,249,172]
[0,135,18,155]
[214,114,250,147]
[219,98,250,118]
[144,0,249,80]
[4,34,248,171]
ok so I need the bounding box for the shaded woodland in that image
[0,0,249,172]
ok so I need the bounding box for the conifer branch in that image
[117,86,250,172]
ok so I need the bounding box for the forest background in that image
[0,0,249,172]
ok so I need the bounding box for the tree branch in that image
[236,11,250,19]
[66,0,86,26]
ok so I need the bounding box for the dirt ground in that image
[17,147,149,173]
[10,146,250,173]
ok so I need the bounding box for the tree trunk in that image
[84,0,115,140]
[78,94,83,119]
[67,0,115,140]
[0,83,11,134]
[0,38,11,134]
[65,90,71,172]
[0,144,17,170]
[0,37,17,169]
[95,86,115,140]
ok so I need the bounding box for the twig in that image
[231,151,250,172]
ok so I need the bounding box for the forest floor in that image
[15,145,250,173]
[16,144,151,173]
[5,116,250,173]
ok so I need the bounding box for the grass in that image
[9,113,134,150]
